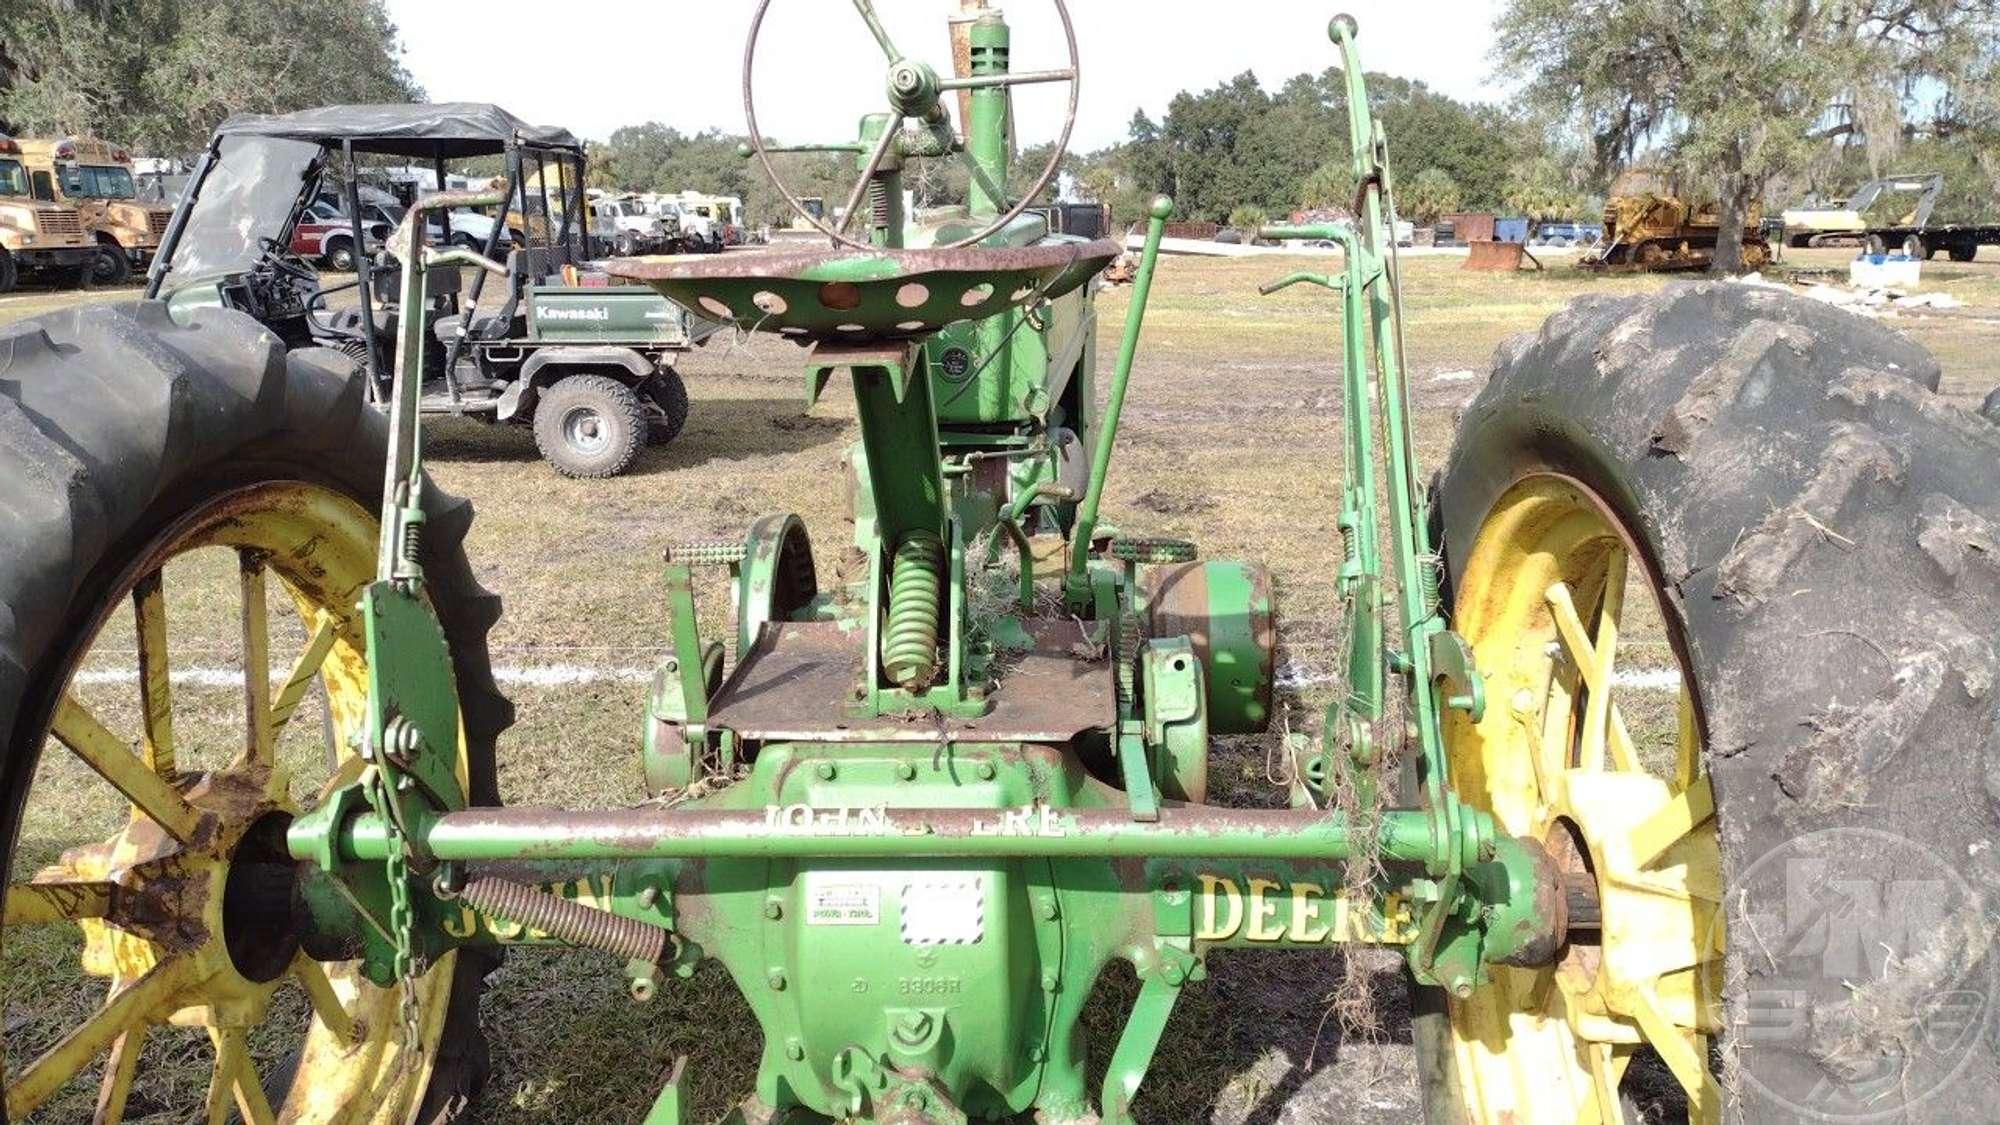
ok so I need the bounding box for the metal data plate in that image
[900,875,988,946]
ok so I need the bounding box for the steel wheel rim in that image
[1442,474,1724,1123]
[562,405,610,456]
[2,481,459,1123]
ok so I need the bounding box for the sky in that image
[385,1,1512,152]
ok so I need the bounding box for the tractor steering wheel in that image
[743,0,1080,252]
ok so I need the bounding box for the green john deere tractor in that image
[1,4,1996,1123]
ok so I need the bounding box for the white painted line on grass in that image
[73,665,657,689]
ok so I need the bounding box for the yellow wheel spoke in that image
[1580,1041,1629,1125]
[1546,574,1646,777]
[207,1027,277,1125]
[1628,776,1716,869]
[1626,985,1721,1123]
[240,552,274,766]
[5,956,192,1118]
[5,874,114,926]
[92,1027,147,1125]
[270,610,338,743]
[1576,550,1626,772]
[293,956,357,1043]
[1675,686,1700,790]
[51,694,202,843]
[131,572,175,776]
[1538,661,1578,785]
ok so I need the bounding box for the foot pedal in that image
[1108,537,1198,565]
[667,540,747,567]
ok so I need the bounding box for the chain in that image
[364,762,425,1063]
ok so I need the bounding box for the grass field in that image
[1,245,1995,1122]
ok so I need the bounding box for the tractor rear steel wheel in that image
[0,304,510,1122]
[1426,283,2000,1123]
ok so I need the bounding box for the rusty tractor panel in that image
[1463,240,1529,272]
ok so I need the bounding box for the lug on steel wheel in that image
[1442,475,1722,1121]
[0,303,505,1122]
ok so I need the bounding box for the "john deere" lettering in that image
[1195,873,1416,944]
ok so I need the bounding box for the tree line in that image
[5,0,1997,275]
[0,0,419,155]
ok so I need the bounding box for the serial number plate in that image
[805,879,881,926]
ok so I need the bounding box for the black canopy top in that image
[214,102,582,159]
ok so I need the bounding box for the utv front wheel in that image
[1425,283,2000,1122]
[533,373,648,478]
[0,304,510,1121]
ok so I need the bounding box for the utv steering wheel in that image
[742,0,1080,251]
[257,236,320,284]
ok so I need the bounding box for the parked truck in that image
[0,133,97,291]
[16,135,175,285]
[1782,172,1996,261]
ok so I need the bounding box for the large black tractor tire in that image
[0,248,15,294]
[0,302,511,1123]
[532,372,649,478]
[645,366,691,444]
[1950,240,1980,263]
[90,241,131,286]
[1424,282,2000,1122]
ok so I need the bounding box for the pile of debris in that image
[1729,272,1968,319]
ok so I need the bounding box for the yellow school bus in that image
[17,135,176,284]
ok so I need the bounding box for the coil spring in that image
[869,178,892,231]
[457,877,668,963]
[882,532,945,689]
[400,519,423,568]
[1420,553,1444,616]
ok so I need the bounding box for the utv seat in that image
[435,244,574,344]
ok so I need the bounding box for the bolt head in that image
[1163,963,1186,986]
[785,1038,806,1061]
[1040,971,1059,993]
[637,885,661,909]
[1039,898,1058,921]
[768,969,788,991]
[975,760,997,781]
[1449,975,1475,999]
[896,762,918,781]
[816,761,837,781]
[763,898,784,920]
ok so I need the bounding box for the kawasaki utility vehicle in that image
[147,102,715,477]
